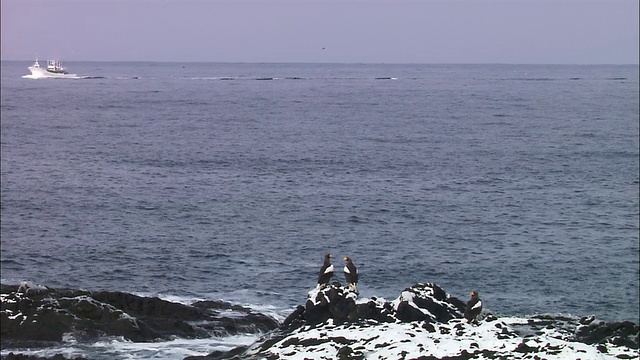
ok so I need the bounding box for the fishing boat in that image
[23,58,77,78]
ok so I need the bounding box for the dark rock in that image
[356,300,395,323]
[280,335,355,348]
[484,314,498,322]
[183,345,249,360]
[201,283,494,359]
[281,305,305,330]
[615,354,638,359]
[497,326,518,340]
[414,350,482,360]
[1,353,87,360]
[337,346,352,359]
[597,343,608,353]
[576,320,639,348]
[91,290,202,320]
[394,283,465,323]
[331,295,358,324]
[396,300,429,322]
[298,282,466,330]
[580,315,597,325]
[541,343,564,355]
[1,284,278,349]
[514,341,538,353]
[422,322,436,332]
[305,284,358,326]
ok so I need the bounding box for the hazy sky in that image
[2,0,638,64]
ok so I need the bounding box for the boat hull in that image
[23,66,77,79]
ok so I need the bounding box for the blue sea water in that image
[1,61,639,358]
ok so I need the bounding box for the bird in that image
[317,254,334,286]
[464,291,483,323]
[343,256,359,293]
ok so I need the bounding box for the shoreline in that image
[2,282,638,360]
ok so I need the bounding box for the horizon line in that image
[2,59,638,66]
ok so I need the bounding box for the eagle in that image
[343,256,359,293]
[464,291,483,323]
[317,254,334,286]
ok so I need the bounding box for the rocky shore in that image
[0,282,278,352]
[188,283,639,360]
[2,282,638,360]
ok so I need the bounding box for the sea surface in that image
[1,61,638,359]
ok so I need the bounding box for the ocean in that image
[1,61,638,359]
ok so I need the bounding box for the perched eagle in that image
[317,254,334,286]
[343,256,359,293]
[464,291,483,323]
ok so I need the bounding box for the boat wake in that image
[22,74,121,80]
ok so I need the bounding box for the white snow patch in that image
[242,316,638,360]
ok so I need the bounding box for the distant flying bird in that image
[318,254,334,286]
[343,256,359,293]
[464,291,483,323]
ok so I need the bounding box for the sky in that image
[1,0,638,64]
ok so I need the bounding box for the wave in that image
[187,76,399,81]
[22,75,128,80]
[0,335,257,360]
[502,77,554,81]
[501,77,631,82]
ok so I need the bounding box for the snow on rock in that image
[238,317,638,359]
[196,283,639,360]
[391,283,466,323]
